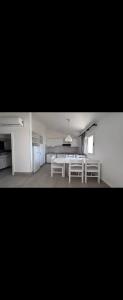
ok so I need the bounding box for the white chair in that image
[51,157,65,178]
[69,160,84,183]
[85,160,100,184]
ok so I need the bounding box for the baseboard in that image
[101,177,112,188]
[14,172,32,175]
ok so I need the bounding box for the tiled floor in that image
[0,164,109,188]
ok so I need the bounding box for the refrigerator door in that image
[33,146,40,173]
[40,144,44,166]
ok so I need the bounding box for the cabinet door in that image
[7,154,12,167]
[57,154,65,158]
[0,158,4,169]
[4,141,11,150]
[0,156,7,169]
[4,157,8,168]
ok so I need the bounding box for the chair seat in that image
[70,168,83,172]
[51,162,65,177]
[52,163,64,168]
[86,168,98,172]
[69,162,84,183]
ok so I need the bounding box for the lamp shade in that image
[65,135,72,143]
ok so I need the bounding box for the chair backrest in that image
[51,155,56,163]
[85,160,100,168]
[69,160,84,169]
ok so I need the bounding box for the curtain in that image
[81,133,85,154]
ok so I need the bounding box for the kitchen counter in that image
[0,152,10,156]
[46,153,81,155]
[0,152,12,169]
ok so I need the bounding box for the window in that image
[84,136,88,154]
[84,135,94,154]
[87,135,94,154]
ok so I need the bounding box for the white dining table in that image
[52,157,100,177]
[53,157,87,164]
[52,157,87,177]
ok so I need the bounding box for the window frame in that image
[84,133,95,155]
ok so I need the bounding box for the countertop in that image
[46,153,81,155]
[0,152,11,156]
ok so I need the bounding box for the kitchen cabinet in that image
[32,132,43,145]
[4,140,11,151]
[0,153,12,170]
[57,154,66,158]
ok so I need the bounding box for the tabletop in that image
[53,157,86,164]
[53,157,100,164]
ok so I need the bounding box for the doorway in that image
[0,133,15,176]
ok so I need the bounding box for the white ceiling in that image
[0,112,109,137]
[33,112,108,137]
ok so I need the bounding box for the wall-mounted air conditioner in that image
[0,117,24,127]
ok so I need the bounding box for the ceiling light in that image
[65,119,72,143]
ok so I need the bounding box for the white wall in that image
[46,137,80,147]
[0,113,32,173]
[46,138,63,147]
[32,117,46,141]
[87,113,123,187]
[46,129,65,138]
[46,129,81,148]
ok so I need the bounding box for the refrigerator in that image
[40,144,44,166]
[32,145,41,173]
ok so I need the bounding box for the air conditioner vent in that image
[0,117,24,127]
